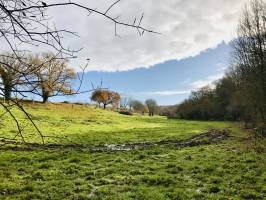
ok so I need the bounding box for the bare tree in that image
[0,0,157,56]
[232,0,266,126]
[120,96,133,110]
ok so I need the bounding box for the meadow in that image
[0,103,265,199]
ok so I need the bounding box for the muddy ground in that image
[1,129,230,152]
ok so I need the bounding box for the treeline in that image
[167,0,265,132]
[177,75,249,121]
[91,91,159,117]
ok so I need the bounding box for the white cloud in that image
[190,73,225,89]
[141,90,191,96]
[139,72,226,98]
[7,0,247,72]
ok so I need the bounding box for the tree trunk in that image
[42,94,49,103]
[4,84,12,100]
[103,104,106,109]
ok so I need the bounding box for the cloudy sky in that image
[51,41,230,105]
[46,0,248,105]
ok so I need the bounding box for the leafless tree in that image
[120,96,133,110]
[232,0,266,127]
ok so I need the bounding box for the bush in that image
[119,110,133,116]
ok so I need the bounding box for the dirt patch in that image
[92,129,230,152]
[0,129,230,152]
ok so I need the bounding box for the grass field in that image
[0,103,265,199]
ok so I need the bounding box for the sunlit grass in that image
[0,103,229,145]
[0,103,265,199]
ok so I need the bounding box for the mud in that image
[0,129,230,152]
[91,129,230,152]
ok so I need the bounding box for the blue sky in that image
[2,1,246,105]
[53,41,232,105]
[11,0,245,105]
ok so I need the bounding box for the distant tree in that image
[120,96,133,110]
[112,92,121,110]
[91,90,103,108]
[176,86,214,120]
[29,53,76,103]
[91,90,120,109]
[145,99,157,116]
[159,105,178,119]
[176,72,261,122]
[0,53,23,100]
[130,100,146,114]
[215,75,235,117]
[214,74,245,121]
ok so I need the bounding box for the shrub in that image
[119,110,133,116]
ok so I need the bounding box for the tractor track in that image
[0,129,230,152]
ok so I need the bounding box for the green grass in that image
[0,103,265,199]
[0,103,230,145]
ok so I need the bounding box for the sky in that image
[44,0,247,72]
[53,42,232,105]
[8,0,249,105]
